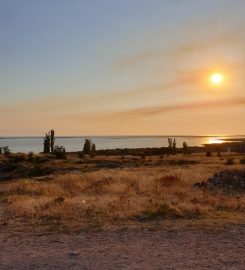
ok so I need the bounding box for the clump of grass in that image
[155,174,182,187]
[142,200,181,219]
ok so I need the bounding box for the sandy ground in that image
[0,223,244,270]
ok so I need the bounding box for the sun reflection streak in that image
[206,137,225,144]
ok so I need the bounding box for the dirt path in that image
[0,225,244,270]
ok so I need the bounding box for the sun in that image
[210,73,223,85]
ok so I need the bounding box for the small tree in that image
[43,132,51,153]
[183,141,188,155]
[83,138,91,154]
[173,139,176,153]
[90,143,96,158]
[50,130,55,153]
[3,146,10,156]
[168,138,173,149]
[43,129,55,153]
[168,138,176,154]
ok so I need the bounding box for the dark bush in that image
[53,146,66,159]
[33,156,50,163]
[78,151,85,159]
[167,160,199,166]
[217,151,222,157]
[9,154,26,163]
[29,165,53,177]
[240,158,245,164]
[83,138,91,154]
[3,146,10,156]
[182,141,188,155]
[225,159,234,165]
[27,152,34,161]
[90,143,96,158]
[206,151,212,157]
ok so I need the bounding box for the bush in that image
[90,143,96,158]
[53,146,66,159]
[29,165,53,177]
[183,141,188,155]
[167,160,199,166]
[240,158,245,164]
[3,146,10,156]
[143,201,180,219]
[33,156,50,163]
[78,151,85,159]
[217,151,222,157]
[27,152,34,162]
[9,154,26,163]
[16,165,53,178]
[225,159,234,165]
[206,151,212,157]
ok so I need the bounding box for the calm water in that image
[0,135,244,153]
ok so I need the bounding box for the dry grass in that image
[1,153,245,229]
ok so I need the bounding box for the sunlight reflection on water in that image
[205,137,225,144]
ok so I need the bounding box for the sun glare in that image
[210,73,223,85]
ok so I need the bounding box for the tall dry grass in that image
[2,162,244,228]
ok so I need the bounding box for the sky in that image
[0,0,245,136]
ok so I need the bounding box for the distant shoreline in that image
[1,135,245,140]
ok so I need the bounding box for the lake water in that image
[0,135,244,153]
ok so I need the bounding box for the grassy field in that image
[0,152,245,231]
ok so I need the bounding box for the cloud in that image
[121,97,245,117]
[116,29,245,70]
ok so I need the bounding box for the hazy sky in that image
[1,0,245,135]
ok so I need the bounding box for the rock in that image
[193,169,245,192]
[69,251,79,257]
